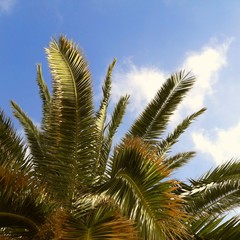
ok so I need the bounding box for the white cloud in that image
[112,39,232,122]
[112,60,167,114]
[192,122,240,165]
[0,0,16,13]
[178,40,231,114]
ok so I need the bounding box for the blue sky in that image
[1,0,240,181]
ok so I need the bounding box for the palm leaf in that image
[63,197,138,240]
[0,110,30,171]
[158,108,206,156]
[103,137,188,240]
[190,159,240,186]
[97,95,129,183]
[127,71,195,143]
[10,101,44,170]
[39,36,98,201]
[36,63,51,110]
[163,151,196,170]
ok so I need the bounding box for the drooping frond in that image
[186,180,240,218]
[181,161,240,239]
[190,159,240,186]
[185,160,240,218]
[63,196,138,240]
[127,71,195,143]
[158,108,206,156]
[195,216,240,240]
[0,167,53,238]
[187,214,240,240]
[103,137,188,240]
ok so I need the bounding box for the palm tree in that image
[0,36,192,240]
[0,35,239,240]
[180,160,240,239]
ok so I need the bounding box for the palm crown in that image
[0,36,239,240]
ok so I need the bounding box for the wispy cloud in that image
[112,60,167,115]
[111,38,236,165]
[177,39,231,115]
[112,39,232,119]
[192,122,240,165]
[0,0,16,13]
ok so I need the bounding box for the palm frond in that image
[127,71,195,143]
[0,110,30,171]
[10,101,44,169]
[95,59,117,177]
[97,95,129,182]
[158,108,206,156]
[36,63,51,109]
[190,159,240,186]
[39,36,98,200]
[189,215,240,240]
[103,137,188,240]
[163,151,196,170]
[0,164,55,239]
[185,179,240,218]
[63,197,138,240]
[95,58,116,134]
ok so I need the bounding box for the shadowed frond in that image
[63,197,138,240]
[0,110,30,171]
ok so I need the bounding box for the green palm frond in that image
[186,180,240,218]
[163,151,196,170]
[190,159,240,186]
[188,215,240,240]
[36,63,51,110]
[158,108,206,156]
[39,36,98,200]
[180,161,240,239]
[201,216,240,240]
[97,95,129,182]
[10,101,44,168]
[63,197,138,240]
[103,137,188,240]
[36,63,51,131]
[185,160,240,219]
[95,58,116,134]
[0,110,30,171]
[127,71,195,143]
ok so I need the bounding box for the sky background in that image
[1,0,240,182]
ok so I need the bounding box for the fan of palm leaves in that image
[0,36,239,240]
